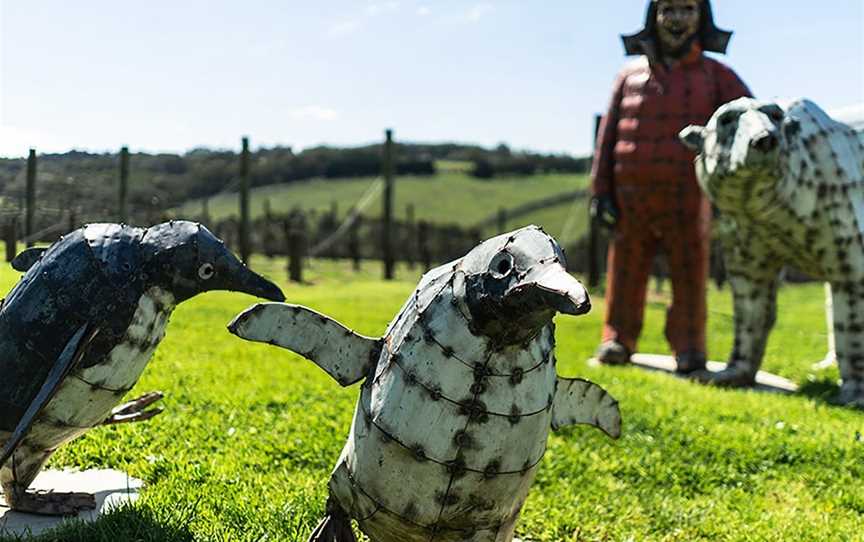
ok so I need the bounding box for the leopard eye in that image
[198,263,215,280]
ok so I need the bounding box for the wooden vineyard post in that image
[349,213,362,271]
[588,114,602,288]
[119,146,130,223]
[25,149,36,247]
[239,136,251,265]
[497,208,507,233]
[4,218,16,262]
[405,203,416,270]
[418,220,431,271]
[286,212,307,283]
[382,129,395,280]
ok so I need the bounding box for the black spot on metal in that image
[411,444,427,461]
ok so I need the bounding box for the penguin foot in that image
[307,498,356,542]
[102,391,165,425]
[7,490,96,516]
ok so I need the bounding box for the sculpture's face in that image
[655,0,701,55]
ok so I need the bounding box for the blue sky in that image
[0,1,861,158]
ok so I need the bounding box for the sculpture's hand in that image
[590,194,619,229]
[102,391,164,425]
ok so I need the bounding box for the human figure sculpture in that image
[230,226,621,542]
[680,97,864,407]
[591,0,751,371]
[0,221,284,515]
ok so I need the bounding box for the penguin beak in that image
[504,263,591,316]
[215,254,286,302]
[233,265,286,302]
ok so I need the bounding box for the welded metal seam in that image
[386,353,553,419]
[358,387,547,475]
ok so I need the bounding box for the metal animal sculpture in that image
[0,221,285,515]
[230,225,621,542]
[680,97,864,406]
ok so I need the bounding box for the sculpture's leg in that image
[101,391,164,425]
[812,282,837,370]
[829,284,864,408]
[307,496,357,542]
[694,271,779,387]
[1,448,96,516]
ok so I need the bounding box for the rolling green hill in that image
[172,172,590,240]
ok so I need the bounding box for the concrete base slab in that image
[0,469,143,537]
[589,353,798,394]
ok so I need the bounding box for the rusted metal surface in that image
[680,97,864,406]
[0,221,284,515]
[231,225,621,542]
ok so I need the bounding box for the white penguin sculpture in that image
[229,226,621,542]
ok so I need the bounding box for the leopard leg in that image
[829,283,864,408]
[693,270,779,387]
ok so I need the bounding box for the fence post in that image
[239,136,251,265]
[4,218,17,262]
[25,149,36,247]
[588,114,602,288]
[201,198,211,225]
[119,146,129,223]
[349,212,362,271]
[497,208,507,233]
[382,129,395,280]
[405,203,416,270]
[418,220,431,271]
[68,208,77,233]
[286,212,307,283]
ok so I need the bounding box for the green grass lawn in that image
[1,258,862,541]
[172,172,589,240]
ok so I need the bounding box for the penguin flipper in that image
[551,377,621,439]
[0,324,96,469]
[11,248,47,272]
[228,303,381,387]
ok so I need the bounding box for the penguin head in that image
[141,221,285,303]
[453,225,590,345]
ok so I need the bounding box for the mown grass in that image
[1,257,862,541]
[172,172,590,240]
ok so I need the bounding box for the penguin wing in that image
[10,248,47,272]
[551,378,621,439]
[0,324,96,469]
[228,303,381,387]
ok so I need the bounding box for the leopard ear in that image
[679,125,706,152]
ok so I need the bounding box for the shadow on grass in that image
[0,502,197,542]
[798,375,841,404]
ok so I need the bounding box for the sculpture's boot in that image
[595,340,631,366]
[675,350,706,374]
[308,497,356,542]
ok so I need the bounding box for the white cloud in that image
[416,6,431,16]
[463,3,493,23]
[327,20,361,37]
[289,106,340,122]
[366,1,400,15]
[0,125,66,157]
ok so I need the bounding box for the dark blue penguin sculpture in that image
[0,221,284,515]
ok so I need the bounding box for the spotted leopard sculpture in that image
[680,97,864,407]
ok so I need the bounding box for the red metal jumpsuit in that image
[592,45,751,356]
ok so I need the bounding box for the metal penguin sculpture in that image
[230,225,621,542]
[0,221,284,515]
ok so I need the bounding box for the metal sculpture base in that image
[0,469,143,537]
[589,353,798,394]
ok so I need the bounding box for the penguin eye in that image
[198,263,215,280]
[489,251,514,280]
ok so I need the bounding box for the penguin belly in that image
[331,292,556,541]
[23,288,175,454]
